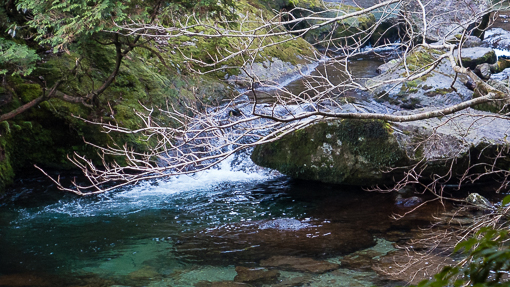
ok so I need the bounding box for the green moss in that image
[460,50,497,70]
[424,88,454,97]
[252,119,408,185]
[405,48,442,72]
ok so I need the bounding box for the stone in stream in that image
[251,110,510,186]
[128,265,161,281]
[195,281,252,287]
[234,266,280,284]
[260,256,339,273]
[372,47,474,110]
[174,219,375,266]
[453,47,497,69]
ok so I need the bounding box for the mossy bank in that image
[0,0,319,194]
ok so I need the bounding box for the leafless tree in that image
[38,0,510,196]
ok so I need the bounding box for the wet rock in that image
[0,273,54,287]
[234,266,279,284]
[227,57,317,89]
[376,59,399,74]
[174,219,375,266]
[454,47,497,69]
[260,256,340,273]
[258,218,312,231]
[128,265,161,280]
[395,195,423,208]
[340,251,381,271]
[491,67,510,81]
[195,281,252,287]
[251,110,510,186]
[376,250,456,285]
[466,193,494,210]
[271,275,312,287]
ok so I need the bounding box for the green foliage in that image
[13,0,237,52]
[413,227,510,287]
[0,38,40,76]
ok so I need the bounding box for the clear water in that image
[0,154,446,287]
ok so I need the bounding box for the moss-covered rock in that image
[370,47,473,110]
[0,0,319,194]
[251,119,409,185]
[454,47,497,70]
[251,110,510,186]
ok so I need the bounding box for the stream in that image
[0,149,457,287]
[0,43,498,286]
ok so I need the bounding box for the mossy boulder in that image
[0,41,236,194]
[251,110,510,186]
[251,119,410,185]
[454,47,497,70]
[370,47,474,110]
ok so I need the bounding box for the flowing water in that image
[0,151,454,287]
[0,47,478,286]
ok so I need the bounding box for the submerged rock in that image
[234,266,280,284]
[195,281,252,287]
[258,218,313,231]
[260,256,340,273]
[395,195,423,208]
[128,265,161,281]
[174,219,375,266]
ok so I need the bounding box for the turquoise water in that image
[0,156,443,287]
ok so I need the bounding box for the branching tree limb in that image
[34,0,510,197]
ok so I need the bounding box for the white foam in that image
[118,155,270,198]
[494,48,510,60]
[12,154,273,221]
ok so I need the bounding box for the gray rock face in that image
[404,0,490,42]
[462,36,483,48]
[227,57,317,88]
[371,48,474,110]
[251,110,510,185]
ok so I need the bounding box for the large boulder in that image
[252,119,408,185]
[251,110,510,185]
[372,46,497,111]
